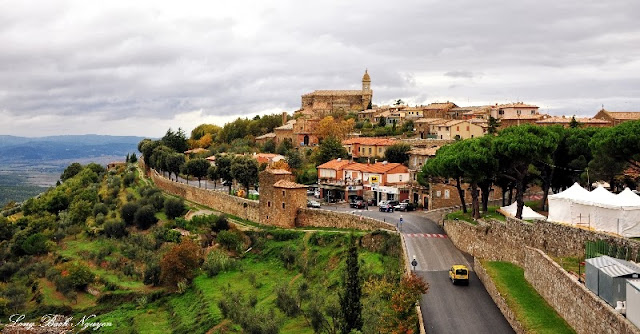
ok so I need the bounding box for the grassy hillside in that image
[0,163,418,333]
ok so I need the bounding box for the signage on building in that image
[370,175,379,184]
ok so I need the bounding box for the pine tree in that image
[340,234,363,333]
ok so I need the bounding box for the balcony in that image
[318,178,364,187]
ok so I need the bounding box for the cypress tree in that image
[340,234,362,333]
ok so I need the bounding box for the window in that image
[444,190,450,199]
[282,203,285,209]
[268,201,271,207]
[282,190,285,196]
[399,175,402,181]
[531,110,535,115]
[466,126,469,131]
[499,110,504,115]
[378,148,382,152]
[456,126,459,131]
[436,191,441,197]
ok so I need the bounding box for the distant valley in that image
[0,134,145,206]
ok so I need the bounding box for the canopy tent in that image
[547,183,593,224]
[499,202,547,221]
[547,183,640,237]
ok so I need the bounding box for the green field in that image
[446,205,506,224]
[483,261,575,334]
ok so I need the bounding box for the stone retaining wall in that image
[443,217,640,265]
[150,171,260,223]
[296,208,394,231]
[524,247,640,334]
[473,258,526,334]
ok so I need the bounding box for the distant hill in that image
[0,134,147,163]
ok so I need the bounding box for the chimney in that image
[374,159,378,164]
[282,112,287,125]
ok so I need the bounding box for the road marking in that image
[406,233,447,238]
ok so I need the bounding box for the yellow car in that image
[449,265,469,285]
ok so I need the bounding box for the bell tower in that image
[362,69,371,91]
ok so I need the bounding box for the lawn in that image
[483,261,575,334]
[446,205,506,224]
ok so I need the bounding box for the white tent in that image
[548,184,640,237]
[617,188,640,237]
[499,202,547,221]
[547,183,593,224]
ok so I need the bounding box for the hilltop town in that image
[2,70,640,334]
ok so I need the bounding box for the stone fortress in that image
[299,70,373,117]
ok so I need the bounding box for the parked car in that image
[307,200,321,208]
[394,202,416,212]
[351,200,366,209]
[307,189,315,196]
[388,200,399,207]
[379,203,394,212]
[449,265,469,285]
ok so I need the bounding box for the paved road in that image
[321,203,513,334]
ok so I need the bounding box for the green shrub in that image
[203,249,237,277]
[93,203,109,217]
[149,193,165,211]
[20,233,49,255]
[104,220,128,238]
[121,202,140,225]
[123,172,136,187]
[217,230,243,252]
[279,245,297,269]
[164,197,185,219]
[275,284,300,316]
[163,229,182,243]
[270,230,301,241]
[134,205,157,229]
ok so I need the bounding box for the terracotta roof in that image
[408,147,440,156]
[273,179,307,189]
[274,120,295,130]
[342,137,397,146]
[184,148,208,154]
[497,102,539,108]
[266,169,292,175]
[256,132,276,139]
[442,120,466,126]
[344,162,408,174]
[302,90,370,97]
[415,118,447,124]
[317,159,353,170]
[601,110,640,120]
[500,114,547,120]
[535,116,610,124]
[424,102,458,110]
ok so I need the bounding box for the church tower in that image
[362,69,371,91]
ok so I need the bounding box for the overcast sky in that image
[1,0,639,137]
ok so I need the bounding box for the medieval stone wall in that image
[296,208,395,231]
[524,247,640,334]
[150,171,260,223]
[443,216,640,334]
[443,217,640,263]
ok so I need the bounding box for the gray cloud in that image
[0,0,639,137]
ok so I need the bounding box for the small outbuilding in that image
[626,279,640,327]
[586,256,640,307]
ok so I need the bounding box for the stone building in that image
[300,70,373,116]
[258,169,307,228]
[593,109,640,126]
